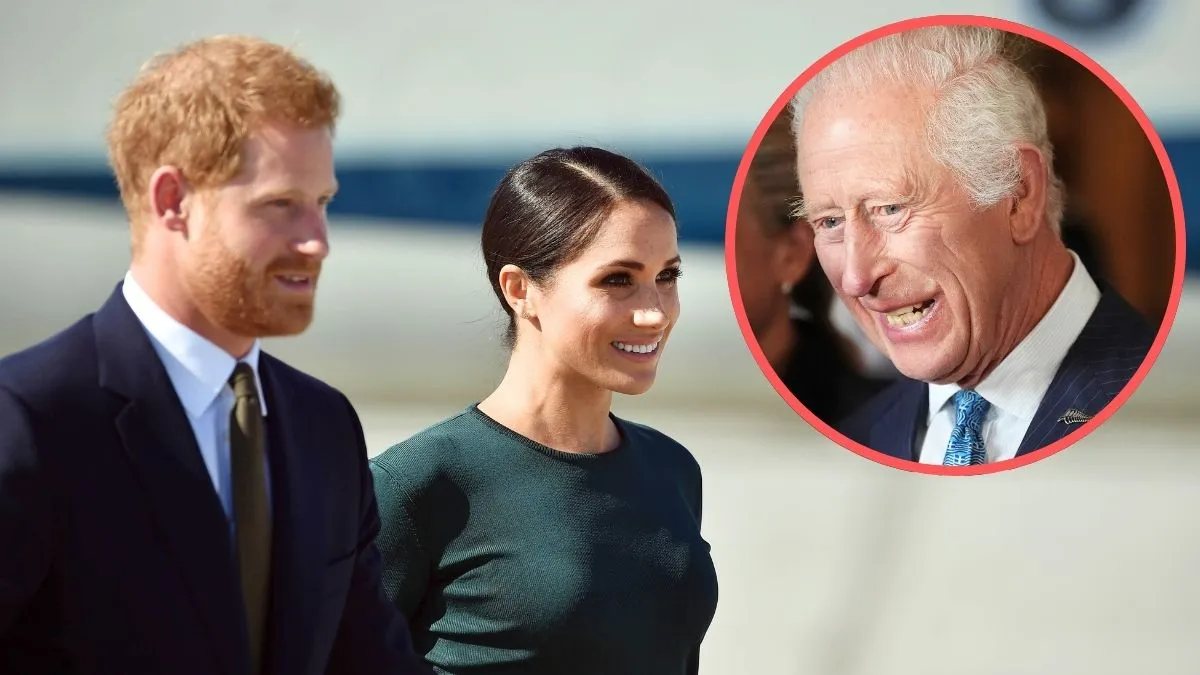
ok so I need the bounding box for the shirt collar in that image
[928,250,1100,424]
[122,271,268,419]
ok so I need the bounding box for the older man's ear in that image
[1009,144,1051,245]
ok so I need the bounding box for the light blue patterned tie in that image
[943,390,991,466]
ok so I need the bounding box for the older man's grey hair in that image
[790,25,1065,233]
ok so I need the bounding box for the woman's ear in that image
[498,264,535,320]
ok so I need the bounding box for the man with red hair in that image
[0,35,427,675]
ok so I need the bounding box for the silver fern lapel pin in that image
[1057,408,1093,426]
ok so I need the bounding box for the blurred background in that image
[1,0,1196,673]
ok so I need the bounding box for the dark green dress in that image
[369,404,718,674]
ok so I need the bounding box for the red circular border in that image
[724,13,1188,476]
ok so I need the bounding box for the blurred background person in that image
[734,108,889,425]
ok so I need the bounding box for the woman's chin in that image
[604,372,658,396]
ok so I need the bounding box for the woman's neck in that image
[757,310,800,374]
[478,342,620,454]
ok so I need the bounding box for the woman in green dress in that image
[369,146,718,674]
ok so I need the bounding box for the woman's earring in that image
[781,281,794,295]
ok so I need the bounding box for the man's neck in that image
[128,263,255,359]
[957,243,1074,389]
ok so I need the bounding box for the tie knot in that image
[229,362,259,400]
[953,389,990,430]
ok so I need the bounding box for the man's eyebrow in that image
[789,195,813,220]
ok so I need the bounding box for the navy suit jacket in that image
[838,286,1157,462]
[0,285,429,675]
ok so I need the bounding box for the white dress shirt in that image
[918,251,1101,464]
[122,271,271,527]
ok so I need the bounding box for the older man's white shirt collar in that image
[122,271,268,419]
[927,251,1100,426]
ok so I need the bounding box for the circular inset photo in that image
[726,15,1186,475]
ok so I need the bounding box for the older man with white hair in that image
[791,25,1156,466]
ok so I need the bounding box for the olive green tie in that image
[229,363,270,674]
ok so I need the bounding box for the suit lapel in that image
[94,285,249,675]
[259,357,327,675]
[872,378,927,462]
[1017,287,1154,456]
[1016,344,1093,456]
